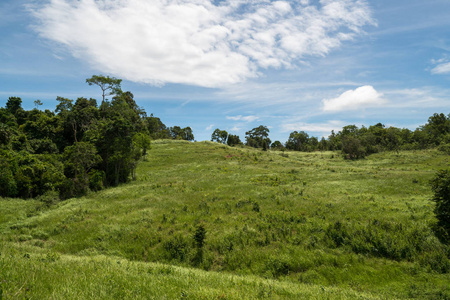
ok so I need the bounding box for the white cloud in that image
[322,85,385,112]
[281,120,345,134]
[431,62,450,74]
[30,0,374,88]
[226,115,259,122]
[205,124,214,131]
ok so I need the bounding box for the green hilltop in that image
[1,140,450,299]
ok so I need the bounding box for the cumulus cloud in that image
[30,0,374,87]
[322,85,385,112]
[431,62,450,74]
[226,115,259,122]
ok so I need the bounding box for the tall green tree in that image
[285,131,309,151]
[211,129,228,144]
[63,142,102,196]
[5,97,22,115]
[245,125,271,149]
[86,75,122,105]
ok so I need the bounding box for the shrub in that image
[341,136,366,159]
[163,235,189,261]
[193,225,206,249]
[430,169,450,243]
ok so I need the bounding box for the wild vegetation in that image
[212,113,450,159]
[1,78,450,298]
[1,140,449,298]
[0,76,193,200]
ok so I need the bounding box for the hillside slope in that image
[1,140,449,298]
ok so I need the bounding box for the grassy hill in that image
[1,140,449,299]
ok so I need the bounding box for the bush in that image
[438,143,450,155]
[341,136,366,159]
[430,169,450,243]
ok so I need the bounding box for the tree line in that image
[0,75,194,200]
[211,113,450,158]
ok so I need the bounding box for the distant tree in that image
[6,97,22,115]
[170,126,194,141]
[271,140,284,150]
[424,113,450,145]
[341,135,366,159]
[34,99,43,109]
[180,127,194,141]
[327,130,341,151]
[227,134,242,146]
[86,75,122,104]
[309,136,319,150]
[341,125,359,136]
[318,137,328,151]
[430,169,450,243]
[211,129,228,144]
[385,127,401,153]
[55,97,74,115]
[285,131,309,151]
[146,115,171,139]
[245,125,271,149]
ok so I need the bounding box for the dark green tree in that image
[63,142,102,196]
[170,126,194,141]
[245,125,271,149]
[430,169,450,243]
[341,135,366,159]
[146,115,171,139]
[285,131,309,151]
[271,140,284,150]
[211,128,228,144]
[5,97,22,115]
[227,134,242,146]
[424,113,450,145]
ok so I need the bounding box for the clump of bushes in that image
[430,169,450,244]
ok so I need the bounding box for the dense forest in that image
[0,76,193,199]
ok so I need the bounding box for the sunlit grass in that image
[1,140,449,298]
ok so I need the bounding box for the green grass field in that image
[1,140,449,299]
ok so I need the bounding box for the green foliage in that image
[1,142,450,298]
[430,169,450,243]
[145,115,171,139]
[193,224,206,249]
[0,75,160,200]
[270,140,284,150]
[86,75,122,103]
[170,126,194,141]
[5,96,22,115]
[211,128,228,144]
[226,134,242,146]
[281,113,450,157]
[341,135,366,159]
[286,131,310,151]
[63,142,102,197]
[245,125,271,149]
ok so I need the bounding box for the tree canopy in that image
[0,75,194,200]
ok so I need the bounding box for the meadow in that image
[1,140,449,299]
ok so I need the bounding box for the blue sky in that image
[1,0,450,142]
